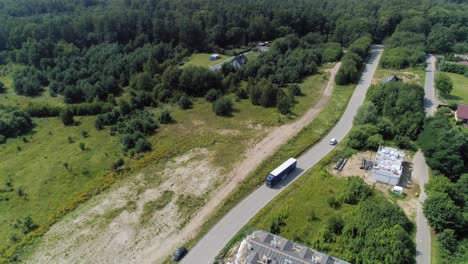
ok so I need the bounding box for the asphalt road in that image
[181,45,384,264]
[415,54,437,264]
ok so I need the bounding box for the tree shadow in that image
[443,94,463,102]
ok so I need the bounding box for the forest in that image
[0,0,467,263]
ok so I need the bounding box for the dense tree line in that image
[419,110,467,180]
[335,36,372,85]
[418,110,468,263]
[349,81,425,150]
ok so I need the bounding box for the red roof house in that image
[455,104,468,122]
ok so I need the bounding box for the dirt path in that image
[148,62,341,263]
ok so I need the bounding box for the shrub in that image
[287,84,302,96]
[436,229,458,254]
[112,158,125,171]
[0,106,33,137]
[60,108,75,126]
[423,193,464,232]
[341,177,373,204]
[0,81,5,93]
[276,91,293,115]
[212,97,233,116]
[205,89,222,102]
[235,87,248,99]
[159,110,172,124]
[435,73,453,97]
[178,96,192,109]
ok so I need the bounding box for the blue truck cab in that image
[266,158,297,187]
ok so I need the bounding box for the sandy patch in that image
[26,148,221,264]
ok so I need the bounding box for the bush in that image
[435,73,453,97]
[159,110,172,124]
[178,96,192,109]
[423,193,464,232]
[0,81,5,93]
[287,84,302,96]
[212,97,233,116]
[235,87,248,99]
[60,108,75,126]
[205,89,222,102]
[0,135,6,144]
[276,91,293,115]
[436,229,458,254]
[341,177,373,204]
[0,106,33,137]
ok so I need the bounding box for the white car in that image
[329,138,338,145]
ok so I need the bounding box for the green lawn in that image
[442,72,468,104]
[0,116,121,253]
[181,53,231,68]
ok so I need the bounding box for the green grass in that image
[181,53,231,68]
[0,116,121,254]
[442,72,468,104]
[373,67,426,87]
[180,82,355,258]
[431,231,440,264]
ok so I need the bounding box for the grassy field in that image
[0,116,122,253]
[181,53,231,68]
[1,61,330,260]
[372,67,426,87]
[181,82,355,258]
[442,72,468,104]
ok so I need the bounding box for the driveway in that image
[181,45,384,264]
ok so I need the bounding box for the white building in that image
[371,146,404,186]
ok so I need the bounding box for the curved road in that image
[415,54,437,264]
[181,45,384,264]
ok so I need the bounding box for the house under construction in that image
[371,146,405,186]
[234,230,350,264]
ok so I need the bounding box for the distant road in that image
[181,45,384,264]
[415,54,437,264]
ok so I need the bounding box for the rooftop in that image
[236,230,350,264]
[457,104,468,119]
[372,146,404,178]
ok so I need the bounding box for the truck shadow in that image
[270,167,305,190]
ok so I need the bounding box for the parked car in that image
[173,246,188,261]
[329,138,338,145]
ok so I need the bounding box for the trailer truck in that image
[265,158,297,187]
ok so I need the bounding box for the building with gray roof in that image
[237,230,350,264]
[371,146,404,186]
